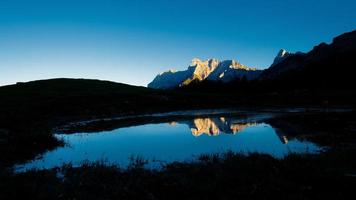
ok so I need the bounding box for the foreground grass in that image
[1,78,354,167]
[267,110,356,147]
[1,150,356,200]
[1,79,356,199]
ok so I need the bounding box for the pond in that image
[15,110,321,171]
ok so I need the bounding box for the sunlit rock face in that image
[148,58,262,89]
[190,58,220,80]
[206,60,262,82]
[184,117,257,137]
[180,58,220,86]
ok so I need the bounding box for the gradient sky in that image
[1,0,355,86]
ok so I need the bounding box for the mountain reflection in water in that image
[15,113,320,171]
[170,117,257,137]
[171,116,290,144]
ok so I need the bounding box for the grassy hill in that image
[1,78,356,199]
[0,78,164,124]
[1,77,355,166]
[0,78,172,165]
[0,78,241,166]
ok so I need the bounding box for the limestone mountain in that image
[148,58,262,89]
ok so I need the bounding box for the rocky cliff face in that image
[206,60,262,82]
[149,30,356,90]
[148,58,262,89]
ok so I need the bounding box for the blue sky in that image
[0,0,355,86]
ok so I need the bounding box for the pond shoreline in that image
[15,111,322,172]
[1,108,356,199]
[54,107,353,133]
[3,149,356,199]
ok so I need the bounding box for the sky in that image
[0,0,355,86]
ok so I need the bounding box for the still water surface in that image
[16,113,320,171]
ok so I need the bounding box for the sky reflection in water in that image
[16,115,320,171]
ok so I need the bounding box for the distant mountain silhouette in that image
[269,49,306,68]
[260,30,356,89]
[180,30,356,93]
[148,58,261,89]
[149,30,356,92]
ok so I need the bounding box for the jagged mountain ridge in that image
[206,60,262,82]
[148,30,356,90]
[270,49,293,67]
[148,58,262,89]
[259,30,356,84]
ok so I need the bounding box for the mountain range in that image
[260,30,356,83]
[148,30,356,90]
[148,58,262,89]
